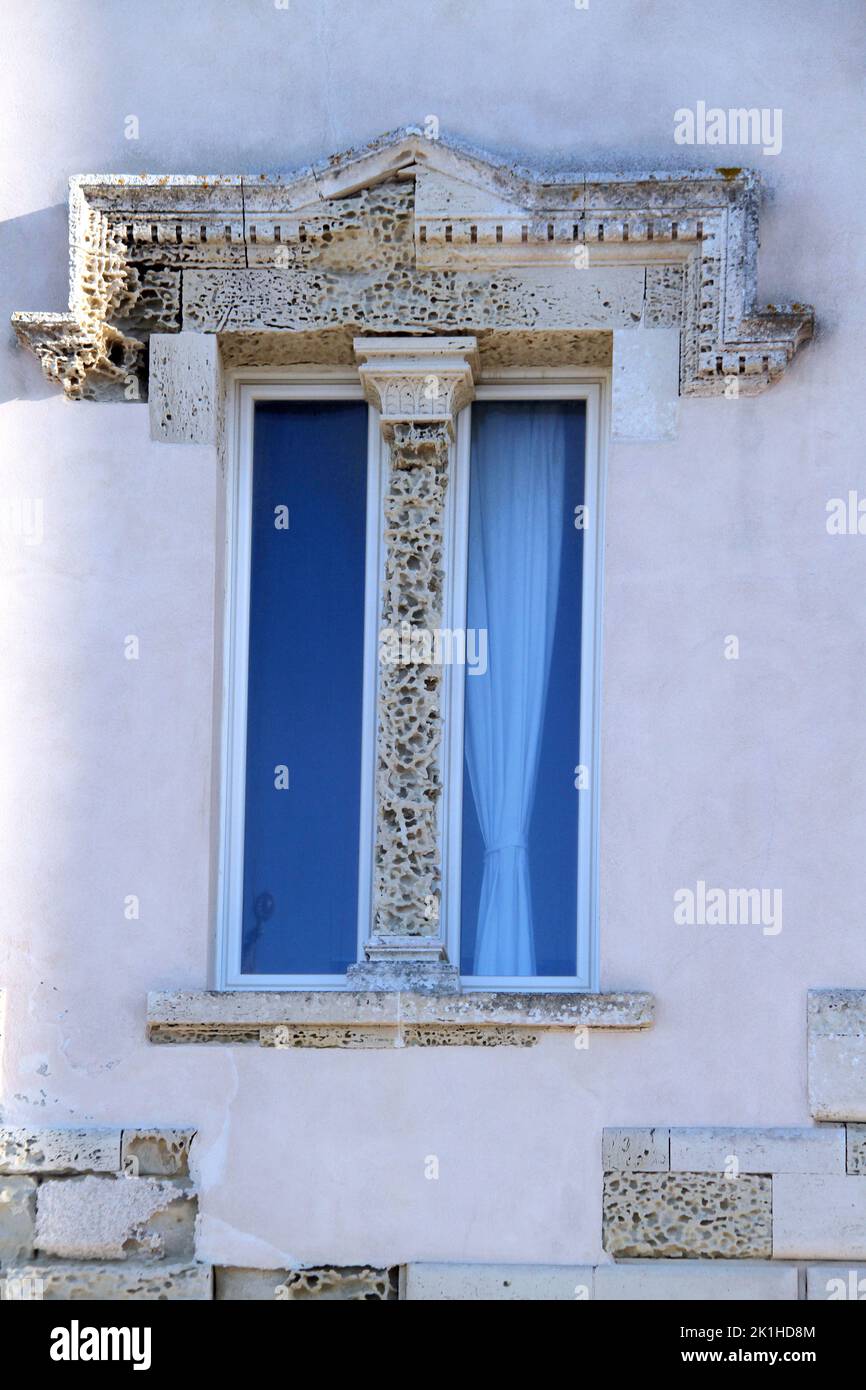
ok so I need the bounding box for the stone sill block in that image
[146,989,654,1046]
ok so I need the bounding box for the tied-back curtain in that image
[465,403,567,975]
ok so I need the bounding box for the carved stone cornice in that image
[11,129,812,401]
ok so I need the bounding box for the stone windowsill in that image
[146,989,654,1048]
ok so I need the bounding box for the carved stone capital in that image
[354,336,478,438]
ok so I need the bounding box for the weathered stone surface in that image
[669,1126,845,1175]
[603,1173,772,1259]
[0,1177,37,1263]
[121,1129,194,1177]
[0,1127,121,1175]
[773,1175,866,1259]
[216,1265,396,1300]
[147,988,654,1044]
[3,1262,212,1300]
[595,1261,797,1301]
[281,1267,395,1300]
[808,989,866,1121]
[402,1263,593,1300]
[847,1125,866,1174]
[149,333,221,445]
[805,1264,866,1300]
[602,1128,669,1172]
[12,131,811,404]
[35,1175,196,1261]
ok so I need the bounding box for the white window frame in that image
[217,366,607,992]
[217,369,385,989]
[440,369,608,993]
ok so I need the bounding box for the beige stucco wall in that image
[1,0,864,1268]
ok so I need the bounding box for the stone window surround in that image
[11,129,816,1042]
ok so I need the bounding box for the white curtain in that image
[465,404,566,975]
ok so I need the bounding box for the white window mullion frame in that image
[441,369,608,992]
[217,370,385,990]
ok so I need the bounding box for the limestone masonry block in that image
[121,1129,194,1177]
[402,1263,594,1300]
[0,1177,37,1264]
[808,990,866,1121]
[669,1126,845,1175]
[35,1175,196,1262]
[0,1127,121,1175]
[602,1128,669,1172]
[594,1262,798,1301]
[847,1125,866,1174]
[216,1266,396,1300]
[603,1173,772,1259]
[805,1264,866,1300]
[3,1262,212,1300]
[773,1175,866,1260]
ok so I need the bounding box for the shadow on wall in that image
[1,204,69,405]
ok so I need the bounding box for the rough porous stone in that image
[669,1126,845,1175]
[805,1264,866,1300]
[216,1265,396,1300]
[0,1177,37,1264]
[603,1172,772,1259]
[402,1263,593,1300]
[3,1262,212,1300]
[602,1128,669,1172]
[11,130,811,403]
[773,1175,866,1260]
[278,1267,396,1300]
[35,1175,196,1262]
[0,1127,121,1175]
[147,988,654,1044]
[847,1125,866,1174]
[149,333,221,444]
[595,1261,797,1301]
[121,1129,194,1178]
[808,990,866,1121]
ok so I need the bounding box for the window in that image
[220,372,603,991]
[219,378,383,988]
[442,380,602,990]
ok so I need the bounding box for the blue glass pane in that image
[460,400,586,977]
[241,401,368,975]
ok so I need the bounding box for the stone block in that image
[847,1124,866,1174]
[402,1263,593,1300]
[216,1265,396,1300]
[0,1127,120,1175]
[121,1129,194,1177]
[2,1262,212,1300]
[773,1175,866,1259]
[808,990,866,1121]
[603,1128,669,1172]
[612,326,680,442]
[669,1126,844,1175]
[35,1175,196,1261]
[603,1172,772,1259]
[149,333,221,445]
[805,1264,866,1300]
[595,1261,798,1301]
[0,1177,36,1263]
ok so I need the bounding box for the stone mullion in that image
[374,421,450,949]
[349,337,478,985]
